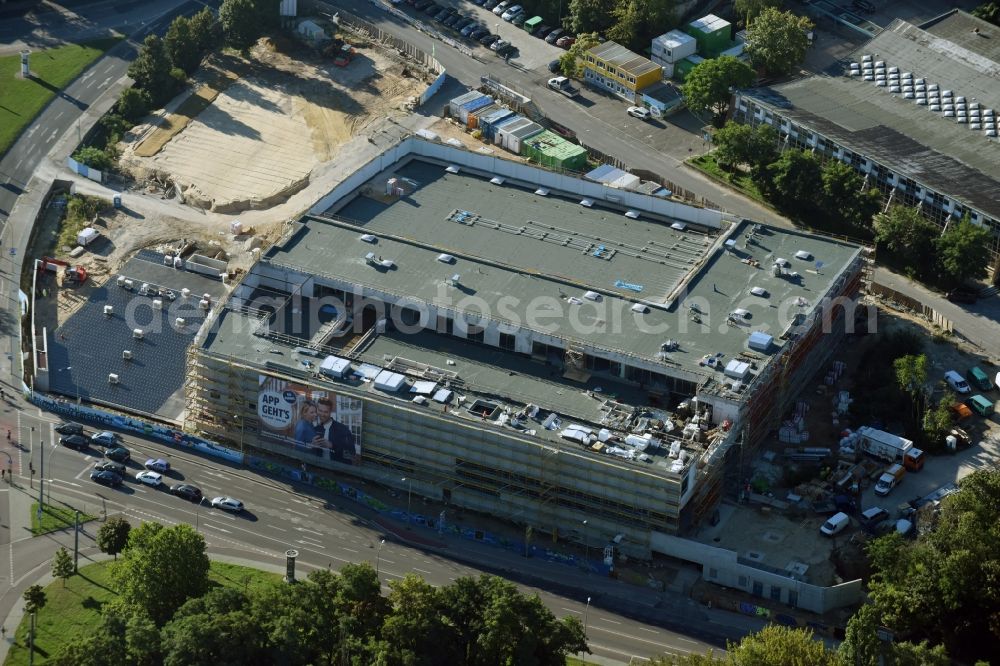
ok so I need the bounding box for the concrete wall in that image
[649,532,863,614]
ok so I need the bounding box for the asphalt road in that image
[0,407,764,663]
[0,0,218,226]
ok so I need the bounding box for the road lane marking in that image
[285,508,309,517]
[295,526,322,536]
[379,558,395,565]
[561,607,582,614]
[413,567,432,574]
[14,159,23,170]
[341,547,358,553]
[297,539,325,549]
[590,626,692,653]
[54,110,65,122]
[598,618,621,625]
[639,627,659,634]
[202,523,231,533]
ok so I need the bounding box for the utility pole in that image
[376,538,385,578]
[28,612,35,666]
[38,439,43,511]
[74,511,80,572]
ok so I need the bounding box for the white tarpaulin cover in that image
[410,380,438,395]
[320,355,351,378]
[374,370,406,392]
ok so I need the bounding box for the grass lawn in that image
[688,153,767,205]
[30,502,98,536]
[0,37,122,157]
[5,560,282,665]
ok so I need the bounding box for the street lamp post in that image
[376,538,386,578]
[401,476,412,527]
[579,596,592,662]
[582,520,590,570]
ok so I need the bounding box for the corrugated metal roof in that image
[588,41,661,77]
[742,17,1000,220]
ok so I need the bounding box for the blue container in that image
[480,109,516,141]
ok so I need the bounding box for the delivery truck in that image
[874,463,906,496]
[856,426,925,471]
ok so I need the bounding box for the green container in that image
[523,16,542,32]
[686,15,732,57]
[673,57,700,82]
[521,130,588,172]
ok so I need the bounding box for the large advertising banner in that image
[258,375,363,465]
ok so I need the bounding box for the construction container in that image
[453,93,493,124]
[468,103,500,130]
[686,14,732,57]
[651,30,696,67]
[479,109,518,142]
[520,130,588,172]
[496,118,543,153]
[523,16,542,32]
[672,55,704,82]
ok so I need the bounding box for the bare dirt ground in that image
[120,36,426,214]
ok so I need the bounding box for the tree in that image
[379,574,455,664]
[72,145,114,171]
[126,610,161,666]
[893,353,927,424]
[23,584,46,614]
[162,588,264,666]
[820,160,881,234]
[730,626,843,665]
[560,31,601,77]
[112,522,210,625]
[763,148,822,217]
[165,16,200,74]
[52,547,74,586]
[972,2,1000,26]
[127,34,173,106]
[712,121,776,171]
[935,218,991,288]
[734,0,783,25]
[863,469,1000,661]
[745,8,813,76]
[873,206,940,279]
[921,395,954,452]
[98,516,131,560]
[683,56,755,126]
[567,0,616,34]
[117,87,151,123]
[842,604,952,666]
[189,7,223,52]
[607,0,676,53]
[220,0,265,50]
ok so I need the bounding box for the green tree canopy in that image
[127,34,173,106]
[112,522,210,625]
[560,31,601,77]
[607,0,676,53]
[189,7,223,53]
[745,8,813,76]
[763,148,822,218]
[820,159,881,234]
[873,206,939,279]
[220,0,275,50]
[712,121,777,172]
[161,588,263,666]
[97,516,131,560]
[52,547,74,587]
[935,218,991,288]
[862,469,1000,661]
[567,0,616,34]
[117,87,151,124]
[164,16,200,74]
[972,2,1000,26]
[683,56,755,126]
[23,583,46,614]
[734,0,783,25]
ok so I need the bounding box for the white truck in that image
[874,463,906,496]
[856,426,925,472]
[547,76,579,98]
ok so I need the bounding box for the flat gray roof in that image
[325,160,708,304]
[742,17,1000,220]
[222,211,860,382]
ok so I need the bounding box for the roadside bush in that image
[117,87,151,123]
[72,146,115,172]
[169,67,187,88]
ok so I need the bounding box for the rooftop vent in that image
[449,273,461,285]
[579,198,594,207]
[535,187,549,196]
[490,176,505,185]
[122,350,132,360]
[624,210,640,219]
[631,303,649,313]
[445,165,460,174]
[360,234,377,243]
[437,253,456,263]
[109,373,120,384]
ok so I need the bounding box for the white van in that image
[944,370,971,394]
[820,512,850,536]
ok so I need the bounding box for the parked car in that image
[422,2,440,12]
[105,446,131,463]
[90,470,122,488]
[479,33,500,46]
[60,434,89,451]
[859,506,890,529]
[94,460,127,476]
[946,286,979,303]
[144,458,170,473]
[491,38,509,51]
[135,470,164,487]
[171,484,203,502]
[483,0,500,8]
[497,43,517,58]
[444,13,464,27]
[90,431,116,446]
[55,421,84,436]
[511,13,528,26]
[535,25,554,38]
[461,22,481,36]
[492,0,512,15]
[548,58,561,73]
[211,496,245,513]
[412,0,433,9]
[852,0,876,13]
[945,369,972,394]
[627,105,651,120]
[434,8,453,22]
[501,6,524,21]
[469,27,490,40]
[455,17,475,31]
[556,35,576,48]
[545,28,565,44]
[820,511,850,536]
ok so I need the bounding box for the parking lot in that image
[399,0,567,70]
